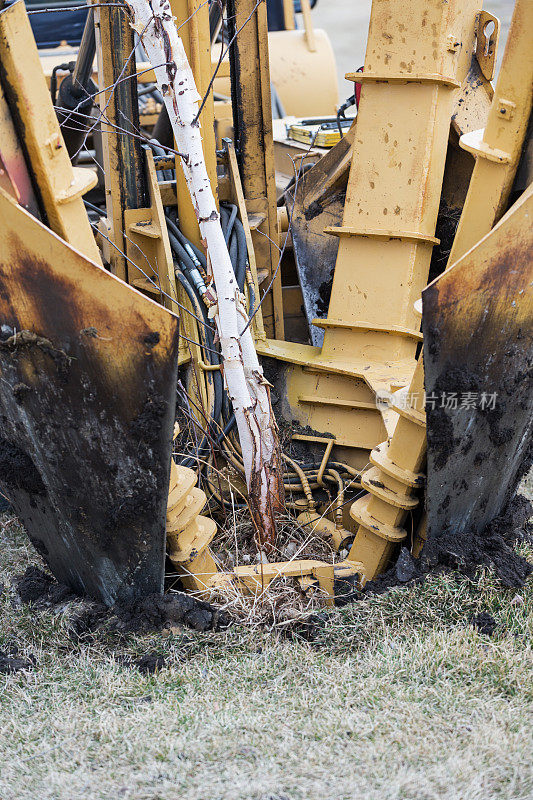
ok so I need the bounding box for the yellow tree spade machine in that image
[0,0,531,606]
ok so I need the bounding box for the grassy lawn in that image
[0,514,532,800]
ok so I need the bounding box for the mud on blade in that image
[0,190,179,605]
[423,185,533,574]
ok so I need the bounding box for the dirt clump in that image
[14,566,75,607]
[424,493,533,588]
[470,612,497,637]
[130,391,168,443]
[287,612,329,642]
[336,492,532,605]
[110,592,230,635]
[0,439,47,497]
[0,646,35,674]
[316,269,334,316]
[13,567,230,640]
[131,653,167,673]
[68,601,109,641]
[365,548,425,596]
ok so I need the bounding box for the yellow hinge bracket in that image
[475,10,500,81]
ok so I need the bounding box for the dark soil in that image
[0,438,46,497]
[362,547,425,597]
[0,645,35,674]
[425,493,533,588]
[14,566,75,607]
[131,653,167,673]
[316,269,334,317]
[427,200,461,284]
[130,392,168,444]
[335,492,533,605]
[108,592,230,636]
[470,612,497,636]
[286,612,329,642]
[425,364,482,471]
[104,477,159,531]
[143,332,160,348]
[334,547,426,604]
[14,567,230,642]
[275,415,334,468]
[103,387,169,533]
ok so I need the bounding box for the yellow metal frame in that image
[449,0,533,262]
[0,0,99,263]
[345,0,533,581]
[171,0,218,248]
[226,0,284,340]
[257,0,482,475]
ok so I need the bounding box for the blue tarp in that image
[28,6,88,48]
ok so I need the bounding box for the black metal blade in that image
[423,186,533,569]
[0,191,179,605]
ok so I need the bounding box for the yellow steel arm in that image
[449,0,533,263]
[0,0,100,263]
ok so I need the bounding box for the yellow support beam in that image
[449,0,533,263]
[226,0,284,340]
[261,0,482,468]
[321,0,480,366]
[94,0,147,280]
[0,0,100,264]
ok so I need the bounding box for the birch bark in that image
[126,0,283,549]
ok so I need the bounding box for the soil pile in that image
[335,493,532,604]
[13,567,230,640]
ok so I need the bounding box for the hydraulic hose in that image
[233,218,247,292]
[167,205,358,511]
[55,9,97,162]
[165,214,207,268]
[223,204,238,244]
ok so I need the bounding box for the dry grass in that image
[0,510,532,800]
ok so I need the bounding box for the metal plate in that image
[287,128,354,346]
[0,189,179,605]
[423,184,533,559]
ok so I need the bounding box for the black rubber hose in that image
[219,205,246,291]
[219,205,230,236]
[233,218,247,292]
[174,265,225,464]
[83,199,105,216]
[167,209,243,458]
[152,105,173,149]
[150,139,173,182]
[168,231,198,274]
[228,231,238,274]
[174,271,212,468]
[223,204,238,244]
[247,274,256,317]
[165,214,207,269]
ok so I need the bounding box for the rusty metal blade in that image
[0,189,179,605]
[423,183,533,562]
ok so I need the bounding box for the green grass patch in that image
[0,515,532,800]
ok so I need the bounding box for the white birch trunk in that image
[126,0,283,548]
